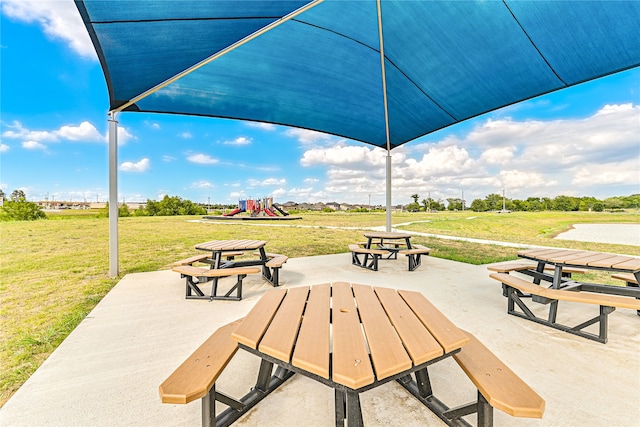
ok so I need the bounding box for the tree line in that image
[406,193,639,212]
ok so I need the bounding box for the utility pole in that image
[503,189,506,211]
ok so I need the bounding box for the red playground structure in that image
[224,197,289,217]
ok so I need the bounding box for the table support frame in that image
[506,286,615,343]
[238,344,468,427]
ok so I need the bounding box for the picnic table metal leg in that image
[477,392,493,427]
[335,390,345,427]
[202,386,216,427]
[345,391,364,427]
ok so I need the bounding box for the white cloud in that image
[187,153,219,164]
[0,144,9,153]
[571,159,640,186]
[246,122,277,131]
[58,121,104,142]
[247,178,286,187]
[162,155,177,162]
[480,146,516,165]
[179,132,192,139]
[300,145,386,167]
[1,0,96,59]
[223,136,252,146]
[120,158,150,172]
[2,120,133,146]
[292,103,639,203]
[285,128,334,145]
[191,180,215,189]
[22,140,46,150]
[304,178,319,184]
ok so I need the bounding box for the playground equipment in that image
[223,197,289,217]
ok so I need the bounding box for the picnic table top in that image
[195,239,267,252]
[363,231,412,240]
[231,282,468,390]
[518,248,640,272]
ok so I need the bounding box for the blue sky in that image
[1,1,639,207]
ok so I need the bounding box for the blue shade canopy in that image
[76,0,640,149]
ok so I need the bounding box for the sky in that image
[1,1,639,207]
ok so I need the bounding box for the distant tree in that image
[0,189,5,199]
[447,198,463,211]
[552,195,579,211]
[411,194,419,204]
[484,193,502,211]
[119,203,131,217]
[1,193,46,221]
[470,199,487,212]
[603,197,624,211]
[10,189,26,201]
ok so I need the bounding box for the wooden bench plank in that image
[159,318,242,404]
[487,262,587,275]
[399,246,431,255]
[292,284,331,379]
[348,244,388,255]
[172,253,210,266]
[172,265,261,278]
[453,331,545,418]
[612,272,638,285]
[266,255,288,268]
[258,286,310,362]
[490,273,640,310]
[352,284,412,381]
[398,290,469,353]
[374,287,443,365]
[331,282,375,389]
[231,288,287,349]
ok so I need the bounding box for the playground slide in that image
[273,204,289,216]
[223,208,243,216]
[264,208,277,217]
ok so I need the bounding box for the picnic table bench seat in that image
[172,265,261,301]
[348,244,388,271]
[490,272,640,343]
[450,331,545,423]
[487,261,587,276]
[173,252,245,267]
[160,318,292,427]
[399,244,431,271]
[612,272,639,286]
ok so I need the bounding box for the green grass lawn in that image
[0,210,638,405]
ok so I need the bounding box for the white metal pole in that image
[386,154,392,231]
[108,114,119,277]
[377,0,393,232]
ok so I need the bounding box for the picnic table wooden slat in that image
[398,290,469,353]
[258,286,310,363]
[543,250,591,263]
[588,255,634,268]
[291,284,331,379]
[231,288,286,348]
[331,282,375,389]
[611,257,640,271]
[564,252,619,265]
[352,284,412,381]
[518,248,568,258]
[373,286,443,365]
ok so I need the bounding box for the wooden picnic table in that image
[518,248,640,292]
[231,282,470,426]
[193,239,280,292]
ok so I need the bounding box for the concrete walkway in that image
[1,253,638,426]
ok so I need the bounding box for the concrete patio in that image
[1,253,638,426]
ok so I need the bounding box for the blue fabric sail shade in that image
[76,0,640,149]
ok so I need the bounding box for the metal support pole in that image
[108,114,119,278]
[386,154,392,231]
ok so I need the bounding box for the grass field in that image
[1,209,638,405]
